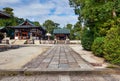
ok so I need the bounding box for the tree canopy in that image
[43,20,59,34]
[3,7,14,16]
[69,0,120,37]
[33,21,41,26]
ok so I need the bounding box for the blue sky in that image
[0,0,78,27]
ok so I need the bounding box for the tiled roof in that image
[9,26,40,29]
[0,27,5,30]
[18,19,35,26]
[8,26,46,32]
[53,29,70,34]
[0,11,11,18]
[7,19,46,32]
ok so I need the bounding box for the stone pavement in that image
[23,45,93,71]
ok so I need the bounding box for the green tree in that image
[0,7,25,38]
[81,28,94,51]
[64,24,75,40]
[43,20,59,34]
[3,7,14,16]
[33,21,41,26]
[73,22,82,40]
[66,24,72,30]
[69,0,120,65]
[69,0,120,49]
[69,0,120,36]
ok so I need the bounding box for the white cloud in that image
[49,0,74,15]
[29,15,78,27]
[13,1,55,17]
[54,7,74,15]
[0,0,20,6]
[0,0,78,27]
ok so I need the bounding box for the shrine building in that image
[53,29,70,40]
[8,19,46,40]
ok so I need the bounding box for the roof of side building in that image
[53,29,70,34]
[0,11,11,18]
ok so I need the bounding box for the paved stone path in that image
[0,73,120,81]
[23,45,93,71]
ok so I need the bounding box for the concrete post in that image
[3,33,9,44]
[54,36,57,44]
[4,33,7,39]
[65,35,69,44]
[30,33,32,40]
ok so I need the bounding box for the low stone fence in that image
[1,37,10,44]
[69,40,81,44]
[0,45,20,52]
[40,40,55,44]
[0,39,81,45]
[40,40,80,44]
[23,40,81,44]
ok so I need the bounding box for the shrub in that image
[92,37,104,57]
[81,29,94,51]
[103,27,120,65]
[0,32,4,40]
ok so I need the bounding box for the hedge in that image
[103,27,120,65]
[81,29,94,51]
[92,37,104,57]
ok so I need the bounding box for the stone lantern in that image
[46,32,51,40]
[46,32,51,44]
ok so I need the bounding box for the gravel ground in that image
[0,46,49,70]
[69,44,108,68]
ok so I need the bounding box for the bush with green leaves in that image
[81,29,94,51]
[0,33,4,39]
[0,32,4,42]
[103,27,120,65]
[92,37,104,57]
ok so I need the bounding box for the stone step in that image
[13,40,26,45]
[0,73,120,81]
[0,69,119,76]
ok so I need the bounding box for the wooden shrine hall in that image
[53,29,70,40]
[8,19,46,40]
